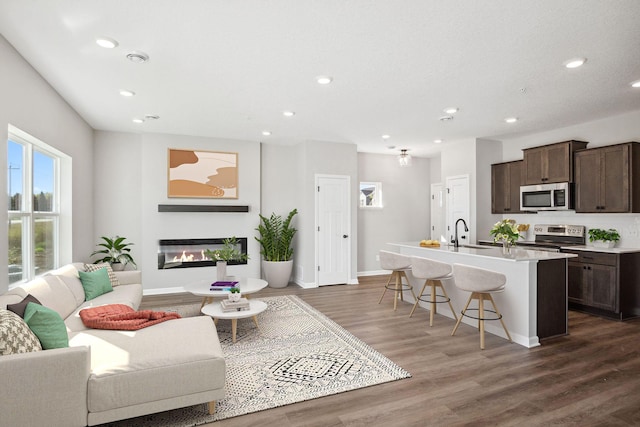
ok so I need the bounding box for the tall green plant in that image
[255,209,298,261]
[91,236,137,267]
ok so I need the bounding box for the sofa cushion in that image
[79,269,113,301]
[7,294,42,318]
[69,316,225,412]
[20,275,79,320]
[23,303,68,350]
[0,309,42,355]
[84,263,120,287]
[65,284,143,332]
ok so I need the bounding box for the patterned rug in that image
[100,295,410,426]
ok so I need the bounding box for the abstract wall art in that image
[168,149,238,198]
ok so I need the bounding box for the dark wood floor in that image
[142,276,640,426]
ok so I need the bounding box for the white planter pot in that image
[262,260,293,288]
[228,292,241,302]
[110,262,125,271]
[216,261,227,281]
[592,240,615,249]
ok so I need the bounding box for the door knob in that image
[343,234,349,238]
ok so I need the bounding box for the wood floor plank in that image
[140,276,640,426]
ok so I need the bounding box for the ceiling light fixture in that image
[381,134,390,140]
[434,139,443,144]
[443,107,458,114]
[132,118,144,123]
[505,117,518,123]
[398,149,412,167]
[119,89,135,97]
[96,37,118,49]
[316,76,333,85]
[262,130,272,136]
[126,51,149,63]
[564,57,586,69]
[632,80,640,88]
[283,111,295,117]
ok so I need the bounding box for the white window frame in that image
[8,125,70,286]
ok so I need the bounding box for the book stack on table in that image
[220,298,250,312]
[210,281,239,292]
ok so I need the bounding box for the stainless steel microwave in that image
[520,182,573,211]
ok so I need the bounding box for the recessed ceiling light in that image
[632,80,640,88]
[283,111,295,117]
[126,51,149,63]
[505,117,518,123]
[262,131,272,136]
[381,134,390,140]
[443,107,458,114]
[132,118,144,124]
[119,89,135,97]
[434,139,443,144]
[564,57,586,69]
[316,76,333,85]
[96,37,118,49]
[144,114,159,120]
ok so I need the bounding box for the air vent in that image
[126,51,149,63]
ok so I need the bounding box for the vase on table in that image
[216,261,227,281]
[228,292,241,302]
[502,241,512,255]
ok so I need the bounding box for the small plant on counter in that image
[588,228,620,243]
[490,219,522,245]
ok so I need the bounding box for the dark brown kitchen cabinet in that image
[564,249,640,320]
[575,142,640,213]
[491,160,523,214]
[523,140,588,185]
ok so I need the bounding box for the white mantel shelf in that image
[387,242,577,349]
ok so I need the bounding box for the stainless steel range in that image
[516,224,586,252]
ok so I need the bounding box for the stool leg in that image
[409,280,429,317]
[440,281,458,322]
[429,280,436,327]
[393,271,400,311]
[488,294,512,342]
[451,293,474,336]
[402,271,418,303]
[378,272,395,305]
[478,293,485,349]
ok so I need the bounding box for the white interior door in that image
[316,175,350,286]
[430,183,446,242]
[446,175,470,245]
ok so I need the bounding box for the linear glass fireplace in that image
[158,238,248,269]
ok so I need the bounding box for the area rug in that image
[101,295,410,426]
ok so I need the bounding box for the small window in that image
[359,182,383,208]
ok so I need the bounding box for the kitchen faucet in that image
[453,218,469,248]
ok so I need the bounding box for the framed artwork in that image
[359,182,383,208]
[168,149,238,198]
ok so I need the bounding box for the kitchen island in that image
[389,242,577,348]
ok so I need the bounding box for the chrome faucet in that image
[453,218,469,248]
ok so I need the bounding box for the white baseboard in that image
[357,269,387,277]
[143,286,186,296]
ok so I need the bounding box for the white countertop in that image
[389,241,577,261]
[559,245,640,254]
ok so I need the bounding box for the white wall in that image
[475,139,503,241]
[0,35,94,293]
[94,131,262,292]
[357,152,431,273]
[497,109,640,248]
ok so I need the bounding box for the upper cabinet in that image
[491,160,523,214]
[575,142,640,213]
[523,140,588,184]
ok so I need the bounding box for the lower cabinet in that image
[564,249,640,319]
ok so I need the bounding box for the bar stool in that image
[409,256,458,326]
[450,263,512,349]
[378,250,417,311]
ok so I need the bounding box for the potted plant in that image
[228,287,241,302]
[489,219,523,254]
[91,236,136,270]
[588,228,620,248]
[255,208,298,288]
[205,237,248,281]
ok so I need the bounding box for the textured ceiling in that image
[1,0,639,158]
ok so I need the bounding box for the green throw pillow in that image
[79,268,113,301]
[23,302,69,350]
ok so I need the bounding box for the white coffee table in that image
[201,300,268,343]
[185,277,268,308]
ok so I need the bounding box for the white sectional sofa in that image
[0,263,226,426]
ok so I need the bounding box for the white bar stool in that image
[450,263,512,349]
[409,256,458,326]
[378,250,417,311]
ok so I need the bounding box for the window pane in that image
[7,140,23,211]
[34,217,55,273]
[8,217,24,284]
[33,150,54,212]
